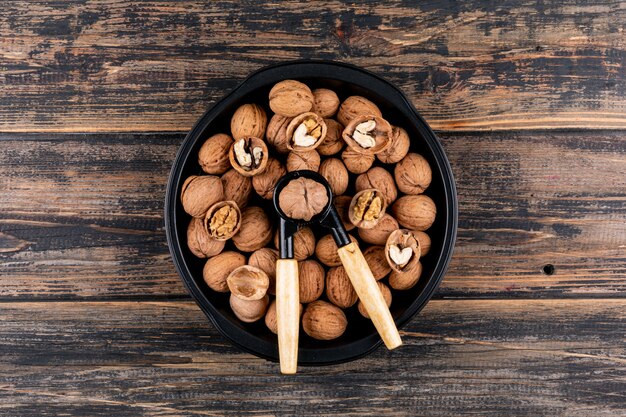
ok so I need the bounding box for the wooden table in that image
[1,1,624,415]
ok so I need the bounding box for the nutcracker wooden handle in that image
[337,242,402,350]
[276,258,300,374]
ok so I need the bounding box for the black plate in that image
[165,60,458,365]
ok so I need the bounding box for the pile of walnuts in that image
[181,80,435,341]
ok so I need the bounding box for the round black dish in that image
[165,60,458,365]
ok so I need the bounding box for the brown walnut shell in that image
[355,167,398,205]
[337,95,382,127]
[187,218,225,258]
[342,115,392,155]
[333,195,355,231]
[391,195,437,231]
[231,103,267,141]
[269,80,314,117]
[385,229,420,273]
[388,260,423,290]
[318,158,349,196]
[412,230,431,256]
[298,259,325,303]
[394,153,432,195]
[227,265,270,301]
[228,136,269,177]
[265,300,303,334]
[232,206,273,252]
[358,213,399,245]
[312,88,340,118]
[180,175,224,218]
[285,112,327,151]
[273,226,316,261]
[377,126,411,164]
[286,150,321,172]
[204,201,241,241]
[198,133,233,174]
[326,265,358,308]
[221,169,253,209]
[230,294,269,323]
[302,300,347,340]
[278,177,329,222]
[358,282,392,319]
[202,251,247,293]
[348,189,388,229]
[248,248,279,295]
[252,157,286,199]
[266,114,293,154]
[317,118,345,156]
[363,245,392,280]
[341,146,375,174]
[315,234,358,267]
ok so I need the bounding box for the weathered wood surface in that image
[1,131,624,300]
[0,0,624,133]
[0,299,624,416]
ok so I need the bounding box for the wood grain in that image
[0,299,623,416]
[0,1,624,133]
[1,131,624,299]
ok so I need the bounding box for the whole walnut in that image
[337,95,382,127]
[391,195,436,231]
[265,300,303,334]
[355,167,398,205]
[388,260,422,290]
[232,206,273,252]
[273,226,316,261]
[315,234,358,267]
[231,103,267,140]
[312,88,340,118]
[202,251,247,292]
[302,300,347,340]
[198,133,233,174]
[230,294,269,323]
[252,157,286,199]
[341,146,375,174]
[326,265,358,308]
[412,230,431,256]
[358,213,399,245]
[248,248,279,294]
[266,114,293,154]
[221,169,253,209]
[317,118,345,156]
[318,158,349,196]
[394,153,432,195]
[298,259,325,303]
[363,245,391,280]
[278,177,329,222]
[286,150,320,172]
[269,80,314,117]
[187,218,225,258]
[358,282,391,319]
[180,175,224,218]
[377,126,410,164]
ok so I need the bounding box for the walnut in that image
[385,229,420,273]
[252,157,286,199]
[341,146,374,174]
[227,265,269,301]
[302,300,347,340]
[265,300,302,334]
[311,88,340,118]
[343,115,392,155]
[269,80,314,117]
[187,218,225,258]
[248,248,279,295]
[412,230,431,256]
[286,150,320,172]
[358,282,391,319]
[316,118,345,156]
[363,245,391,280]
[229,137,269,177]
[377,125,410,164]
[358,213,399,245]
[286,112,327,151]
[391,195,436,231]
[204,201,241,240]
[221,169,253,209]
[232,206,273,252]
[278,177,329,222]
[180,175,224,218]
[230,294,269,323]
[333,195,355,231]
[349,189,387,229]
[273,226,316,261]
[337,95,382,127]
[202,251,246,292]
[231,103,267,140]
[266,114,293,154]
[198,133,233,174]
[326,265,358,308]
[315,233,357,267]
[318,158,349,196]
[298,259,325,303]
[388,260,422,290]
[355,167,398,205]
[394,153,432,195]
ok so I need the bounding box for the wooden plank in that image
[0,299,623,416]
[0,1,624,133]
[1,131,624,299]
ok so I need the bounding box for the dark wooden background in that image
[1,1,625,416]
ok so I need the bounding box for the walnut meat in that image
[377,126,410,164]
[358,282,391,319]
[248,248,279,295]
[252,157,286,199]
[391,195,436,231]
[388,260,423,290]
[204,201,241,240]
[326,265,358,308]
[302,301,347,340]
[180,175,224,218]
[337,95,382,127]
[286,150,320,172]
[315,234,357,267]
[266,114,293,154]
[317,118,345,156]
[269,80,314,117]
[232,206,273,252]
[341,146,374,174]
[358,213,399,245]
[355,167,398,205]
[227,265,269,301]
[318,158,349,196]
[198,133,233,174]
[385,229,420,273]
[221,169,253,209]
[229,137,269,177]
[278,177,329,222]
[273,226,316,261]
[312,88,340,118]
[286,112,327,151]
[394,153,432,195]
[349,189,387,229]
[343,115,392,155]
[298,259,325,303]
[230,294,269,323]
[202,251,247,292]
[231,103,267,140]
[187,218,225,258]
[363,245,391,280]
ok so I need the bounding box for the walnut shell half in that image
[227,265,270,301]
[342,115,392,155]
[204,201,241,241]
[385,229,420,273]
[349,189,387,229]
[286,112,327,151]
[229,137,269,177]
[230,294,269,323]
